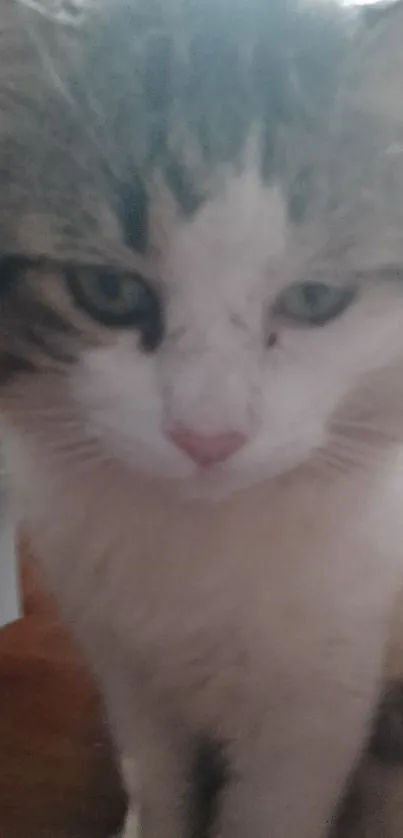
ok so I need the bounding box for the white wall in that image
[0,505,20,628]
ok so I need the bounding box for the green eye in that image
[65,266,163,350]
[273,281,356,326]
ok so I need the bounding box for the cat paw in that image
[370,680,403,765]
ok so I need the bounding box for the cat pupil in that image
[97,272,121,301]
[303,283,328,310]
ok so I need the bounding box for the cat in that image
[2,1,403,836]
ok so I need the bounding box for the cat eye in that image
[273,281,356,326]
[65,267,163,351]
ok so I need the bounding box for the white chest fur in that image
[11,438,403,732]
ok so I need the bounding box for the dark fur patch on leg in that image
[329,778,365,838]
[369,680,403,765]
[188,736,229,838]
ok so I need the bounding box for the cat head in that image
[2,0,403,499]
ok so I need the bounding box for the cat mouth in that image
[175,464,259,502]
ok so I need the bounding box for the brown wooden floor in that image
[0,538,126,838]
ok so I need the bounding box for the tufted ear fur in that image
[350,0,403,123]
[16,0,88,26]
[361,0,403,29]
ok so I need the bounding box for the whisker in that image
[331,417,401,439]
[327,437,386,469]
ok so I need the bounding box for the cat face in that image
[68,185,403,497]
[3,0,403,499]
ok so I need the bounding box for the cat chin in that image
[170,464,282,503]
[177,473,245,503]
[171,447,317,502]
[118,456,259,502]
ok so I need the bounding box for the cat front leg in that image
[110,709,191,838]
[118,758,141,838]
[115,810,140,838]
[120,812,140,838]
[213,672,382,838]
[119,738,189,838]
[100,660,193,838]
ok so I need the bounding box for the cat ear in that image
[361,0,403,30]
[345,0,403,126]
[15,0,97,117]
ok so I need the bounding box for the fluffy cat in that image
[2,1,403,836]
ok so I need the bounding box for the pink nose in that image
[168,426,247,467]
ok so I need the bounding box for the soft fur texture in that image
[2,1,403,836]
